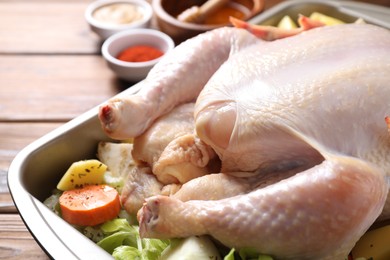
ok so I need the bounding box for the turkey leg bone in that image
[138,154,387,260]
[230,15,325,41]
[98,27,258,140]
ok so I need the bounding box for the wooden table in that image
[0,0,389,258]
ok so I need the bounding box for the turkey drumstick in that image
[98,27,258,140]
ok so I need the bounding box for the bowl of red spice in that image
[101,28,175,82]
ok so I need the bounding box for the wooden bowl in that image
[152,0,264,44]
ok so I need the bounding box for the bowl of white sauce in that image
[85,0,153,40]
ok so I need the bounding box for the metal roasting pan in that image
[249,0,390,28]
[7,1,390,259]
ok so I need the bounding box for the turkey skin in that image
[99,23,390,259]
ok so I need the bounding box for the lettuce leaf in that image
[43,189,62,216]
[224,248,236,260]
[112,246,141,259]
[224,248,274,260]
[96,218,169,259]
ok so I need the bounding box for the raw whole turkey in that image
[98,23,390,260]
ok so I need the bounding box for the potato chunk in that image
[277,15,297,29]
[57,159,107,191]
[309,12,345,26]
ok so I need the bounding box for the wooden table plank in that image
[0,0,388,55]
[0,122,64,213]
[0,214,49,259]
[0,55,129,121]
[0,1,389,259]
[0,122,63,169]
[0,1,100,54]
[0,170,16,214]
[0,122,74,258]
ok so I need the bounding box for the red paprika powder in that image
[117,45,164,62]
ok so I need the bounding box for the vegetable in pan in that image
[59,184,121,226]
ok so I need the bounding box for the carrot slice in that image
[59,184,121,226]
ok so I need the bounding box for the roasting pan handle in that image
[336,1,390,29]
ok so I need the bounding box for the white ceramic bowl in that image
[85,0,153,40]
[101,28,175,82]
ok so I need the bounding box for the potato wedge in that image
[277,15,297,29]
[309,12,345,26]
[352,225,390,260]
[57,159,107,191]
